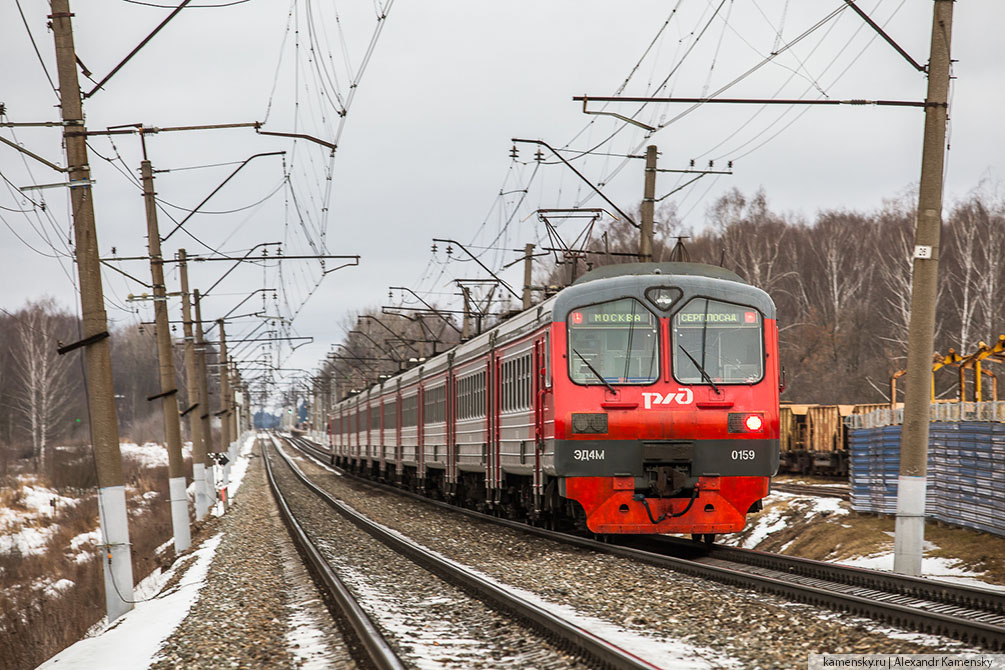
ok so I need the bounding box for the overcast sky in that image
[2,0,1003,406]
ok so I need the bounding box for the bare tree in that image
[875,200,917,355]
[709,189,799,297]
[944,203,982,352]
[13,299,74,472]
[959,186,1005,342]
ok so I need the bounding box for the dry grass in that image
[0,447,180,670]
[742,485,1005,586]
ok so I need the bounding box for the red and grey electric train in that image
[328,262,780,538]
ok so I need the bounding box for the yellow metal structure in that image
[889,334,1005,407]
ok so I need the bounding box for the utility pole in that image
[218,320,232,453]
[178,250,210,519]
[218,319,232,507]
[640,145,657,262]
[461,287,471,340]
[522,243,535,310]
[50,0,134,622]
[229,362,240,442]
[895,0,954,577]
[194,290,215,503]
[140,151,190,553]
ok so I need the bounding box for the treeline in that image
[0,300,219,475]
[568,184,1005,404]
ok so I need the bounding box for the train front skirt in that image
[563,475,770,534]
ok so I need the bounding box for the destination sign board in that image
[569,298,655,329]
[675,300,760,328]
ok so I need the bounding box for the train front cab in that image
[551,265,780,535]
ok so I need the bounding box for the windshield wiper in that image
[678,344,720,394]
[573,348,616,394]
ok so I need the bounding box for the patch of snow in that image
[42,578,75,598]
[38,533,223,670]
[804,497,849,518]
[811,609,980,651]
[70,530,100,550]
[728,505,789,549]
[0,523,57,556]
[834,554,1005,592]
[1,483,80,530]
[66,530,101,563]
[285,597,334,670]
[119,442,169,469]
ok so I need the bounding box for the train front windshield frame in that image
[672,298,764,385]
[567,297,659,386]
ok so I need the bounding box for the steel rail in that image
[273,434,663,670]
[645,535,1005,616]
[284,435,1005,649]
[260,435,406,670]
[771,483,850,501]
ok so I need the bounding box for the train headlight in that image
[728,413,764,433]
[645,286,683,312]
[571,413,608,434]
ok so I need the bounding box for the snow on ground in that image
[37,534,223,670]
[0,523,58,556]
[719,492,849,550]
[68,530,101,563]
[0,480,83,556]
[36,433,258,670]
[836,553,1005,593]
[725,491,1005,592]
[118,442,170,469]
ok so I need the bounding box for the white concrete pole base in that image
[193,462,209,521]
[893,475,927,576]
[98,485,135,623]
[169,476,191,553]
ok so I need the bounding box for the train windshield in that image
[672,298,763,385]
[567,298,659,385]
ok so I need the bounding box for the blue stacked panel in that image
[848,419,1005,536]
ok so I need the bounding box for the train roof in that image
[334,262,773,407]
[557,261,774,319]
[572,262,745,285]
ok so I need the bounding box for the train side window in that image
[672,298,764,385]
[520,354,530,409]
[402,394,418,427]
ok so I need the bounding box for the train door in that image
[365,396,372,463]
[417,384,425,487]
[395,383,403,483]
[490,344,502,505]
[533,337,546,512]
[446,356,457,495]
[483,354,494,505]
[378,393,385,476]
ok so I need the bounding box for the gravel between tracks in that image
[150,441,353,670]
[283,442,982,670]
[268,439,593,670]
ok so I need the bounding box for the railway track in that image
[770,482,850,500]
[262,434,407,670]
[268,433,664,670]
[283,433,1005,651]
